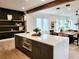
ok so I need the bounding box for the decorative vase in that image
[7,14,12,21]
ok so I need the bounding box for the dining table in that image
[56,31,79,44]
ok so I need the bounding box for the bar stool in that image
[77,34,79,46]
[73,34,79,46]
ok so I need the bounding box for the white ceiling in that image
[35,0,79,17]
[0,0,55,11]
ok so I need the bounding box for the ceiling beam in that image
[27,0,74,14]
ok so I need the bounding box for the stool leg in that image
[77,39,78,46]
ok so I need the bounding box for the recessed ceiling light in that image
[56,7,60,10]
[66,4,70,7]
[22,7,25,10]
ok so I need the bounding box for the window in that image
[55,17,71,32]
[36,17,49,33]
[54,16,78,32]
[36,18,42,29]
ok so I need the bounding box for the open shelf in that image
[0,25,24,27]
[0,20,25,22]
[0,8,25,39]
[0,19,25,39]
[0,30,25,33]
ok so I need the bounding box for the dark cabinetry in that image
[0,8,25,39]
[15,36,32,58]
[15,36,23,48]
[15,35,53,59]
[0,20,25,39]
[32,41,53,59]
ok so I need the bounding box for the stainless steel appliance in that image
[22,38,32,52]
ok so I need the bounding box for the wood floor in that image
[69,44,79,59]
[0,49,30,59]
[0,38,30,59]
[0,38,79,59]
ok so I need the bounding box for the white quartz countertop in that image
[15,33,69,46]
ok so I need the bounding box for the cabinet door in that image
[15,35,23,48]
[32,45,41,59]
[15,36,32,57]
[32,41,53,59]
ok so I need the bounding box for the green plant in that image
[33,28,41,33]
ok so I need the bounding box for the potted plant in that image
[32,28,41,36]
[33,28,41,34]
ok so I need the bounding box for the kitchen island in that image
[15,33,69,59]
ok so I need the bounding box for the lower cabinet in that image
[15,35,23,48]
[15,35,53,59]
[15,35,32,58]
[32,41,53,59]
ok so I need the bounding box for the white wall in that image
[25,13,56,33]
[26,14,36,32]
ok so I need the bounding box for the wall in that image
[26,13,56,33]
[26,13,36,32]
[0,8,24,20]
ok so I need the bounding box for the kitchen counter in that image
[15,33,69,59]
[15,33,69,46]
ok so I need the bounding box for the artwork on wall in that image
[7,14,12,21]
